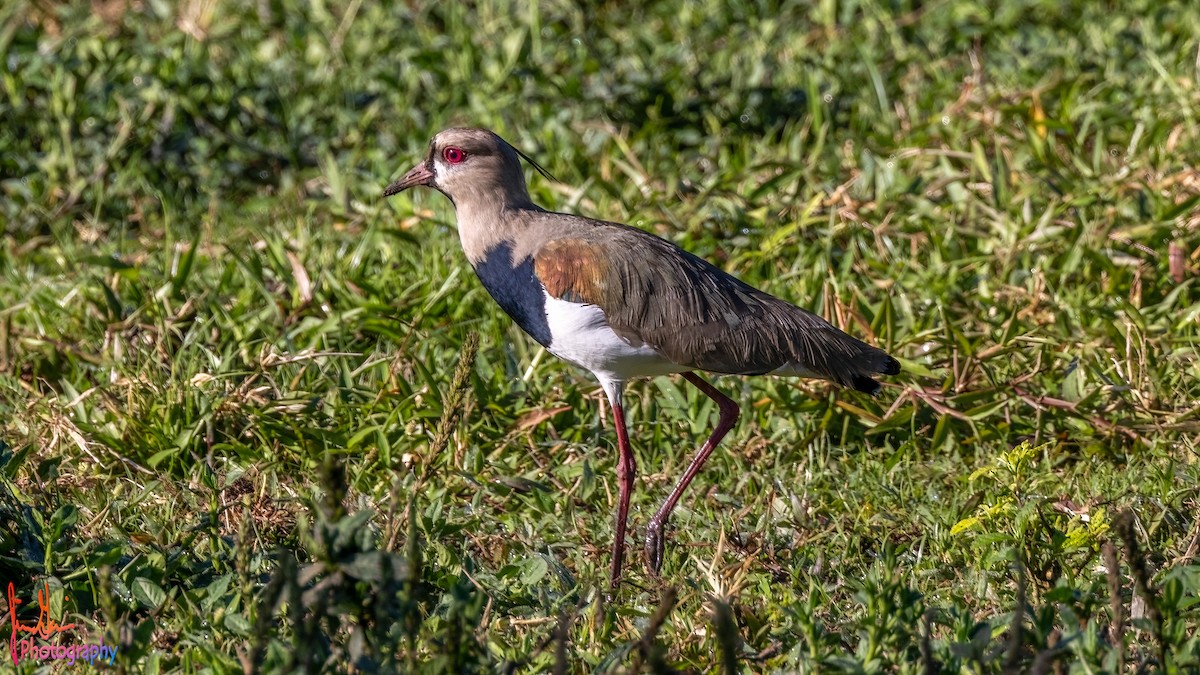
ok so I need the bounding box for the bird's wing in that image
[531,215,898,392]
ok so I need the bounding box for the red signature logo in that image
[7,581,77,664]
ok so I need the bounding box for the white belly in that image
[543,294,685,383]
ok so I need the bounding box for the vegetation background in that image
[2,0,1199,672]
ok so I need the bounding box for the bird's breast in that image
[471,242,682,382]
[471,242,553,347]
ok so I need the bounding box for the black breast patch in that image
[472,242,552,347]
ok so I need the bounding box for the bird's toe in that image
[644,520,669,576]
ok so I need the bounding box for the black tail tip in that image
[851,355,901,395]
[851,375,883,395]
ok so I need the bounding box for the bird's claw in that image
[644,519,667,576]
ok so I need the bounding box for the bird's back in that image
[513,209,899,393]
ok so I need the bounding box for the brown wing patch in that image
[534,239,612,306]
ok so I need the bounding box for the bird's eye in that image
[442,147,466,164]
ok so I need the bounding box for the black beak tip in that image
[383,163,435,198]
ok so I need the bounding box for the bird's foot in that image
[644,518,668,576]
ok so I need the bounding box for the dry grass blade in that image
[1115,510,1167,670]
[629,587,679,674]
[710,597,741,675]
[1102,541,1126,673]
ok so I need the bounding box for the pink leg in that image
[645,372,740,575]
[609,400,637,589]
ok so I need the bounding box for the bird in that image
[384,127,900,590]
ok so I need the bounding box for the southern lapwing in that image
[384,128,900,589]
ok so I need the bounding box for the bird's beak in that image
[383,162,434,197]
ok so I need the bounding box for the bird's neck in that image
[453,196,542,265]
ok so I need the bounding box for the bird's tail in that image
[846,346,901,395]
[780,321,901,395]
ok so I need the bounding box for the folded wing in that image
[532,216,899,394]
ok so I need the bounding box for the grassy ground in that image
[2,0,1200,672]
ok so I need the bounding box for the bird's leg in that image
[645,372,740,576]
[608,391,636,590]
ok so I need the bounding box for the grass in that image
[2,0,1199,672]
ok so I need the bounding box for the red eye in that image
[442,147,466,164]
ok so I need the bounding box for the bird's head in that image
[384,128,553,209]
